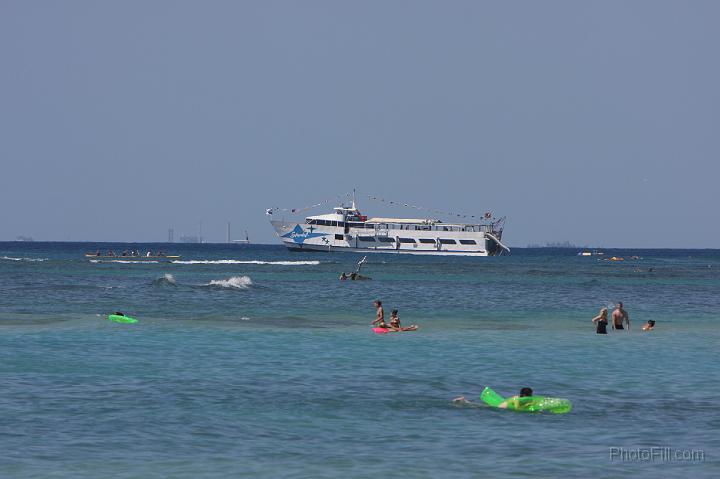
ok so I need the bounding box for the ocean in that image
[1,242,718,478]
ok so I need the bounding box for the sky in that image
[1,1,718,247]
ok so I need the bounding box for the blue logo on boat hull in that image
[281,224,328,244]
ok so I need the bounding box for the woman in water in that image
[642,320,656,331]
[388,309,418,332]
[371,300,387,328]
[591,307,609,334]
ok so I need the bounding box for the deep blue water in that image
[1,242,718,478]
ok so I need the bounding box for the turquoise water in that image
[1,242,718,477]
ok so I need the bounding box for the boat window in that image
[398,238,416,243]
[418,238,436,244]
[306,219,316,225]
[377,237,395,243]
[439,239,456,244]
[459,239,477,245]
[337,222,345,228]
[335,234,344,240]
[358,236,376,242]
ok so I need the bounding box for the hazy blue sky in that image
[1,1,717,247]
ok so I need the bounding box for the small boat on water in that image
[232,230,250,244]
[85,250,180,261]
[340,256,371,280]
[578,250,604,257]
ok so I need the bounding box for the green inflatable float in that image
[480,387,571,414]
[107,313,138,324]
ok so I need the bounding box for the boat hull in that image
[270,220,507,257]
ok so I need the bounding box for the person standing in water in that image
[612,302,630,331]
[592,307,609,334]
[371,300,386,328]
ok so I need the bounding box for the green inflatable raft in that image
[480,386,571,414]
[107,313,138,324]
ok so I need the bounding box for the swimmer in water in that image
[371,300,387,328]
[612,302,630,331]
[453,387,534,407]
[592,307,609,334]
[498,387,533,409]
[642,320,656,331]
[339,272,347,281]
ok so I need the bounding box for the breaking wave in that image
[1,256,48,262]
[172,259,319,265]
[152,273,177,286]
[205,276,253,289]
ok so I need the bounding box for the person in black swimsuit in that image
[592,307,608,334]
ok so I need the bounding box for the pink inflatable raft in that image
[372,325,418,334]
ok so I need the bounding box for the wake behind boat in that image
[268,194,510,256]
[85,250,180,261]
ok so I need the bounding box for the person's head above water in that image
[374,300,382,306]
[599,307,608,318]
[391,309,398,316]
[616,301,623,309]
[520,387,533,397]
[648,320,655,326]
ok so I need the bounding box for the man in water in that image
[499,387,533,409]
[642,320,656,331]
[612,302,630,331]
[453,387,533,407]
[371,300,386,328]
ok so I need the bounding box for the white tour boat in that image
[268,197,510,256]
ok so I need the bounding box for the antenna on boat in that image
[351,189,357,210]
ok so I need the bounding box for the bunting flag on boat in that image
[266,191,496,222]
[366,195,493,221]
[265,192,353,215]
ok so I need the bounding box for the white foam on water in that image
[172,259,320,266]
[1,256,48,262]
[90,259,160,264]
[163,273,176,284]
[206,276,253,289]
